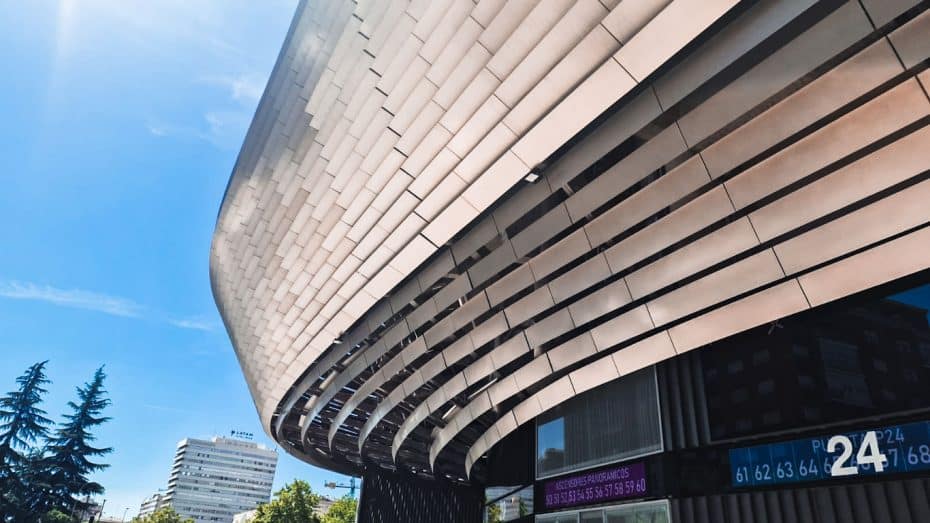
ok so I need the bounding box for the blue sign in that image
[730,420,930,487]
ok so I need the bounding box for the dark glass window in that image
[700,274,930,441]
[536,367,662,478]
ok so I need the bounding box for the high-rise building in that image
[211,1,930,521]
[162,437,277,523]
[138,491,167,518]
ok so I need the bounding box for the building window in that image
[536,367,661,479]
[535,500,670,523]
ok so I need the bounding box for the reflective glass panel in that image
[536,367,662,478]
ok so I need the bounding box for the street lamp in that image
[121,507,130,522]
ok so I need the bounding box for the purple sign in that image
[542,462,647,510]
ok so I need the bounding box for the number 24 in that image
[828,431,888,477]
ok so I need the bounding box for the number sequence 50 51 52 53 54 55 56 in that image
[729,420,930,487]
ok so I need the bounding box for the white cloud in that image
[0,280,219,332]
[169,317,219,332]
[201,73,266,106]
[0,281,143,318]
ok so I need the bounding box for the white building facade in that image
[138,492,167,518]
[163,437,277,523]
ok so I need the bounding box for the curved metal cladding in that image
[211,0,930,482]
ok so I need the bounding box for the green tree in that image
[486,502,502,523]
[41,509,75,523]
[253,480,321,523]
[322,496,357,523]
[131,506,194,523]
[39,367,112,514]
[0,361,53,521]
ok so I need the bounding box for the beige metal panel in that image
[860,0,921,28]
[573,124,690,231]
[478,0,541,54]
[468,311,510,349]
[626,216,758,300]
[614,0,740,82]
[418,0,474,63]
[511,58,637,169]
[725,79,930,209]
[421,197,480,246]
[919,69,930,94]
[701,38,904,177]
[488,334,529,370]
[654,0,816,109]
[455,122,519,183]
[668,279,810,353]
[504,287,555,327]
[434,45,493,110]
[460,150,531,210]
[548,332,598,371]
[469,240,518,287]
[390,79,440,135]
[647,249,785,326]
[464,355,494,386]
[528,229,592,281]
[378,35,425,95]
[775,179,930,275]
[491,178,554,235]
[604,184,733,273]
[568,352,621,394]
[525,309,575,350]
[544,89,663,190]
[415,172,469,221]
[495,0,609,109]
[396,101,445,155]
[512,394,543,426]
[402,126,455,177]
[409,148,461,197]
[750,125,930,242]
[512,204,573,258]
[413,0,455,42]
[442,334,476,368]
[486,265,536,307]
[427,17,484,86]
[567,277,632,327]
[486,0,574,81]
[535,376,576,412]
[440,69,501,134]
[590,305,654,351]
[456,219,502,266]
[888,10,930,69]
[447,95,509,160]
[601,0,671,43]
[513,354,552,389]
[472,0,507,29]
[611,331,675,374]
[548,253,611,303]
[798,227,930,307]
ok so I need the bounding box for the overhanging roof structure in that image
[211,0,930,482]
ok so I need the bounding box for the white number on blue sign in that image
[828,431,888,477]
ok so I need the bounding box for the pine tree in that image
[0,361,53,521]
[39,366,112,515]
[0,362,52,471]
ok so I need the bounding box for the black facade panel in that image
[358,468,483,523]
[671,477,930,523]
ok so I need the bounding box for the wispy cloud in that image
[147,72,266,148]
[200,73,266,106]
[0,280,217,332]
[0,281,143,318]
[169,317,219,332]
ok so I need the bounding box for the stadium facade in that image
[210,0,930,521]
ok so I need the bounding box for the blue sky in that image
[0,0,350,518]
